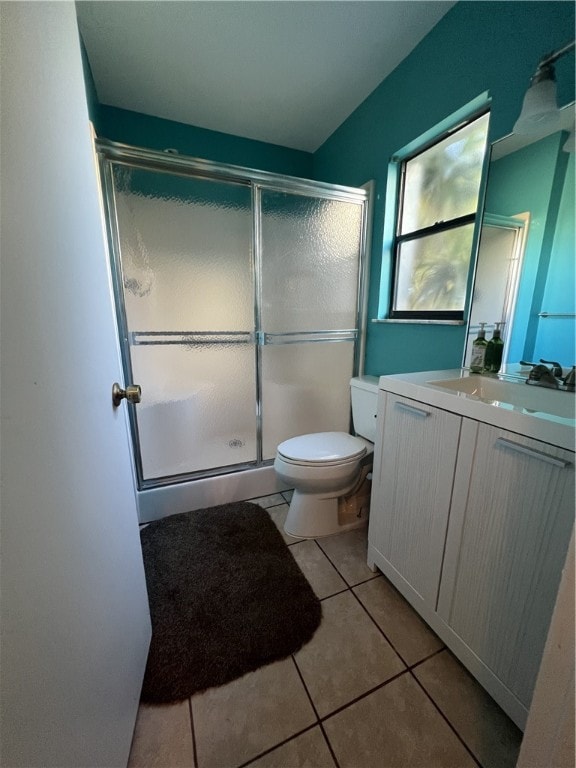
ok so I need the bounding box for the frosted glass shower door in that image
[259,189,364,459]
[109,164,256,481]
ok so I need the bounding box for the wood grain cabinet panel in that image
[368,392,461,606]
[438,424,575,708]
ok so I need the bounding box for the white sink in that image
[377,369,575,451]
[428,375,575,420]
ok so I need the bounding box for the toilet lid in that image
[277,432,367,465]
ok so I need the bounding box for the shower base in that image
[137,465,286,524]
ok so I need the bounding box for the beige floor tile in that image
[267,503,302,545]
[249,494,286,509]
[191,658,316,768]
[413,650,523,768]
[323,672,477,768]
[245,727,336,768]
[354,576,444,665]
[316,527,377,586]
[281,489,294,502]
[289,540,347,599]
[293,591,405,717]
[128,700,194,768]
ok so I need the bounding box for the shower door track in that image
[96,138,368,202]
[97,138,370,493]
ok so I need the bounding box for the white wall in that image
[0,3,151,766]
[517,530,575,767]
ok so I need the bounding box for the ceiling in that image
[76,1,455,153]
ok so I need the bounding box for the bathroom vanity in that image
[367,369,575,730]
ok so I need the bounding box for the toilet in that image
[274,376,379,538]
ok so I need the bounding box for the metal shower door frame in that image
[96,138,370,491]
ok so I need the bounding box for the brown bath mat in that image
[139,502,322,702]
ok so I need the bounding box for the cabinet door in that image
[368,392,461,606]
[439,424,575,708]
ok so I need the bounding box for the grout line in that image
[408,645,447,672]
[290,654,321,721]
[309,539,349,583]
[318,668,411,723]
[290,592,458,766]
[290,656,342,768]
[188,697,199,768]
[318,721,342,768]
[311,540,355,588]
[319,586,350,602]
[348,573,380,587]
[347,582,447,678]
[234,724,318,768]
[348,584,412,669]
[291,569,415,725]
[232,652,324,768]
[290,653,481,768]
[313,539,379,590]
[311,540,418,670]
[218,507,477,767]
[409,670,483,768]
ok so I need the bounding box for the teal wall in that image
[96,105,313,179]
[484,133,568,363]
[533,151,575,365]
[313,1,575,375]
[82,1,574,373]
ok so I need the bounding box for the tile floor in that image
[129,492,523,768]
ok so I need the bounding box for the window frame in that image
[379,97,491,324]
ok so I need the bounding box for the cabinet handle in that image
[495,437,571,468]
[394,402,431,418]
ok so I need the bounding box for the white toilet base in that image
[284,490,367,539]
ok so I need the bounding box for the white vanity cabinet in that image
[367,373,575,729]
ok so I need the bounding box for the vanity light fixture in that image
[514,39,575,135]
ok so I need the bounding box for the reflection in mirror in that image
[466,106,575,371]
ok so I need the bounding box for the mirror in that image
[465,105,575,370]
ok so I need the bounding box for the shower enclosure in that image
[97,140,369,521]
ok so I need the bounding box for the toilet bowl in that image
[273,376,379,538]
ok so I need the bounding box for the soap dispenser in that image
[485,322,504,373]
[470,323,488,373]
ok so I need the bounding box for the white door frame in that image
[465,212,530,366]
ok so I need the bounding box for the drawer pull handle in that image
[495,438,571,468]
[394,402,431,418]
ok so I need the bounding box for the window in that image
[388,110,490,321]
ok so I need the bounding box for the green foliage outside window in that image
[391,112,490,318]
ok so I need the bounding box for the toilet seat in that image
[277,431,367,467]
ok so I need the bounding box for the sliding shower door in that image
[259,189,364,459]
[107,163,257,481]
[99,143,367,488]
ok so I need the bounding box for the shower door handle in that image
[112,382,142,407]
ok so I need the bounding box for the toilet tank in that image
[350,376,379,442]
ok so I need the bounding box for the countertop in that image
[377,369,575,451]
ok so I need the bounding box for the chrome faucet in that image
[540,359,563,377]
[563,366,576,391]
[521,360,576,391]
[524,363,560,389]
